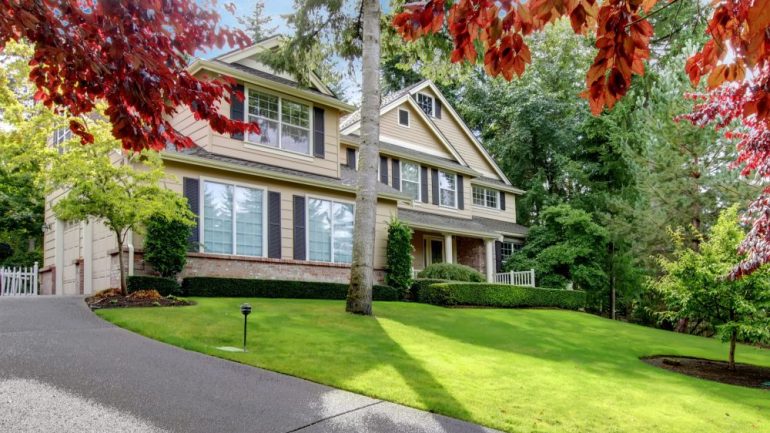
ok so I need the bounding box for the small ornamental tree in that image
[385,218,414,292]
[143,214,193,280]
[656,206,770,369]
[48,121,194,295]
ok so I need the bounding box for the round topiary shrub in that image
[417,263,485,282]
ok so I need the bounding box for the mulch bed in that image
[642,355,770,390]
[86,288,193,309]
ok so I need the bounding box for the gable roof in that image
[342,80,512,185]
[340,81,469,166]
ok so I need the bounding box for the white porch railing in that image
[0,262,39,296]
[494,269,535,287]
[412,268,422,279]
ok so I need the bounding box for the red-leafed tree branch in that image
[1,0,259,151]
[394,0,770,277]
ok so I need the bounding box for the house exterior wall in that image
[456,236,485,273]
[379,104,455,159]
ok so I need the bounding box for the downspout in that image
[127,230,135,277]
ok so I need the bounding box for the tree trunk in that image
[115,233,127,296]
[729,329,737,370]
[346,0,381,316]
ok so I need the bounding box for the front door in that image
[425,238,444,265]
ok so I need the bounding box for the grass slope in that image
[97,299,770,433]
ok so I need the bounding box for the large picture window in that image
[472,186,499,209]
[438,171,457,208]
[202,180,264,256]
[246,89,311,154]
[308,198,354,263]
[401,161,420,201]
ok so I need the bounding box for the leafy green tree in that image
[237,0,278,42]
[144,215,193,279]
[508,204,609,309]
[656,206,770,369]
[385,218,413,293]
[48,124,193,294]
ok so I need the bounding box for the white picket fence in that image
[0,262,39,296]
[494,269,535,287]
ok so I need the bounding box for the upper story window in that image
[52,127,73,154]
[401,161,420,200]
[246,89,311,155]
[472,186,499,209]
[202,180,265,256]
[308,197,354,263]
[416,93,435,117]
[398,108,410,127]
[438,170,457,208]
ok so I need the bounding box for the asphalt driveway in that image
[0,296,499,433]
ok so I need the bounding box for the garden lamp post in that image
[240,303,251,352]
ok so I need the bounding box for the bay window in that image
[438,171,457,208]
[472,186,499,209]
[202,180,265,256]
[401,161,420,201]
[308,198,354,263]
[246,89,311,154]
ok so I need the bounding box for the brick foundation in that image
[110,249,386,286]
[456,236,486,273]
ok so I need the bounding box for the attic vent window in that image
[398,109,410,127]
[416,93,435,117]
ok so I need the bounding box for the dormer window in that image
[416,93,435,117]
[398,108,410,127]
[246,89,311,155]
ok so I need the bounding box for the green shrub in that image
[410,278,450,301]
[418,263,485,282]
[127,276,181,296]
[385,218,414,292]
[181,277,405,301]
[418,282,586,310]
[143,214,192,278]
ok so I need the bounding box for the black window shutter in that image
[431,169,439,205]
[380,156,389,184]
[293,195,306,260]
[346,148,357,169]
[313,107,325,158]
[268,191,281,259]
[435,99,442,119]
[495,241,503,273]
[457,175,464,209]
[230,84,245,141]
[500,192,506,210]
[421,166,429,203]
[391,159,401,191]
[183,177,200,251]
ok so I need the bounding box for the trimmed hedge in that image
[126,276,181,296]
[410,278,450,301]
[417,263,485,282]
[418,282,586,310]
[181,277,405,301]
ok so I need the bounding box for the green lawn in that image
[97,299,770,433]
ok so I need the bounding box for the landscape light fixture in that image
[240,303,252,352]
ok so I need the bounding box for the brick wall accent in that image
[110,249,386,285]
[456,236,486,273]
[39,265,55,295]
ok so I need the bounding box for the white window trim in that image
[198,176,269,257]
[244,86,314,157]
[438,170,458,209]
[416,92,436,118]
[305,194,356,264]
[398,108,410,127]
[472,185,500,210]
[400,160,421,201]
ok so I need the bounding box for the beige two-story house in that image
[40,37,527,295]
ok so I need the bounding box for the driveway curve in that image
[0,296,500,433]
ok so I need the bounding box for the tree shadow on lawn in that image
[380,305,770,389]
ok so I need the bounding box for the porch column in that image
[443,233,453,264]
[485,239,495,283]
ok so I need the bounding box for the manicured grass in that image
[97,299,770,433]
